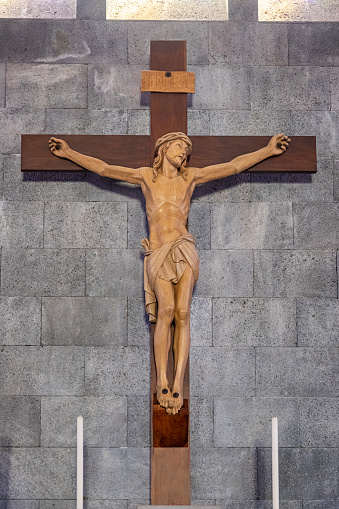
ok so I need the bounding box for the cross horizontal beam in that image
[21,134,316,173]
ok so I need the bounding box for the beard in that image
[165,153,183,169]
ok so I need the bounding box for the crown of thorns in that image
[154,132,193,155]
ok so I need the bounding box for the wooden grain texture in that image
[189,135,317,173]
[150,41,188,157]
[141,70,195,93]
[151,447,191,505]
[153,394,189,448]
[21,135,151,171]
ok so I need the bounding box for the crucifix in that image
[21,41,316,506]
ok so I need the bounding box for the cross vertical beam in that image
[150,41,191,506]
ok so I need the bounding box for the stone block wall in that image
[0,0,339,507]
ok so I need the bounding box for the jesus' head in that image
[152,132,192,181]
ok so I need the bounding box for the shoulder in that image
[185,166,197,182]
[139,166,153,181]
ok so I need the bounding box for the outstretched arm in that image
[194,134,290,185]
[49,137,141,185]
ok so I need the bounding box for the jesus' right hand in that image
[48,137,70,158]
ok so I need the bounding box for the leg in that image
[153,275,175,409]
[168,265,195,415]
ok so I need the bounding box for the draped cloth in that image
[141,233,200,323]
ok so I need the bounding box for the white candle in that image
[272,417,279,509]
[77,415,83,509]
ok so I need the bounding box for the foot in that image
[156,385,172,409]
[168,386,183,415]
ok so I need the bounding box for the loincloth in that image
[141,233,200,323]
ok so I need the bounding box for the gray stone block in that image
[191,297,213,347]
[127,396,150,447]
[191,448,256,499]
[293,203,339,249]
[250,66,330,111]
[190,66,250,110]
[0,297,41,345]
[297,299,339,347]
[46,108,127,135]
[289,23,339,66]
[40,502,75,509]
[127,297,150,347]
[86,502,128,509]
[0,108,45,154]
[228,0,258,20]
[255,503,302,509]
[0,154,3,199]
[256,347,339,397]
[251,158,333,204]
[0,0,75,18]
[0,447,75,499]
[127,109,150,135]
[210,109,291,136]
[0,502,39,509]
[127,201,148,249]
[191,501,217,507]
[214,397,299,447]
[88,65,146,110]
[12,20,127,64]
[257,448,302,500]
[330,68,339,110]
[0,346,84,395]
[190,347,255,396]
[190,396,214,448]
[213,298,297,347]
[187,110,210,136]
[334,159,339,202]
[3,154,88,203]
[1,249,86,296]
[195,250,253,297]
[254,250,337,298]
[127,22,209,65]
[0,396,40,446]
[303,502,338,509]
[41,396,127,447]
[86,249,143,297]
[209,22,288,65]
[0,201,43,248]
[211,202,293,249]
[128,501,150,509]
[77,0,106,19]
[189,202,211,250]
[0,64,5,107]
[192,172,251,204]
[85,346,149,396]
[86,448,150,499]
[6,64,87,108]
[42,297,127,346]
[300,397,339,447]
[302,449,339,499]
[44,202,127,248]
[290,111,339,158]
[216,502,302,509]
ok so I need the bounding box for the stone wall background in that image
[1,0,339,507]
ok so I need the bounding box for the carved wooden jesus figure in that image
[49,132,290,415]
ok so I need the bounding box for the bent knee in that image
[158,305,175,322]
[175,308,190,323]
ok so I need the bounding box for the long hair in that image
[152,132,192,182]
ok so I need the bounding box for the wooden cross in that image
[21,41,317,506]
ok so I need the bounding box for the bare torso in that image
[140,167,196,249]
